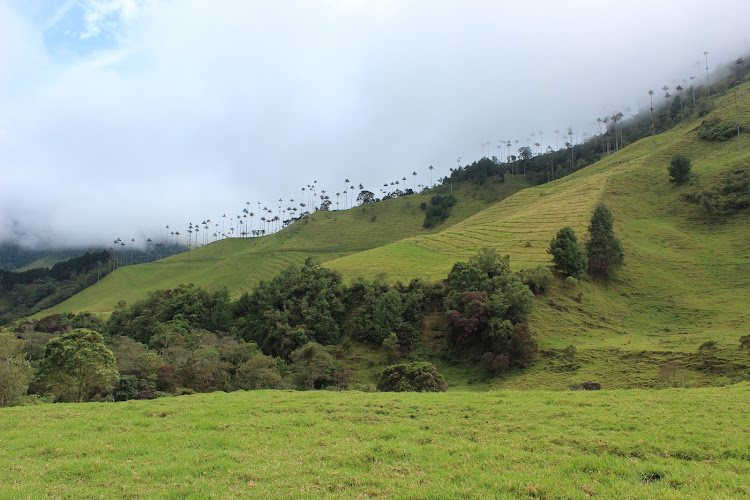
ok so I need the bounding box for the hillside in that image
[31,81,750,390]
[37,176,526,315]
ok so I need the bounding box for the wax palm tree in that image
[610,112,623,163]
[146,238,152,262]
[412,171,417,191]
[736,57,746,98]
[429,165,434,187]
[648,90,656,151]
[704,51,711,102]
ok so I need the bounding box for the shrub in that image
[548,227,586,279]
[520,266,552,295]
[668,154,691,184]
[564,276,579,288]
[423,195,457,228]
[376,362,446,392]
[698,119,737,141]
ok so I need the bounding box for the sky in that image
[2,0,749,249]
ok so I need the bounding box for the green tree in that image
[372,289,405,343]
[586,204,624,278]
[289,342,338,390]
[0,331,33,407]
[376,361,446,392]
[548,227,587,279]
[668,154,691,184]
[37,329,119,402]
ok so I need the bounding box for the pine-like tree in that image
[548,227,587,279]
[586,204,624,278]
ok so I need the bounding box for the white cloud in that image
[2,0,750,248]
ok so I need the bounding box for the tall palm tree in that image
[704,51,711,103]
[648,89,656,152]
[736,57,746,98]
[610,112,623,163]
[130,238,135,264]
[554,130,560,150]
[146,238,152,262]
[412,171,417,191]
[675,85,684,112]
[689,76,696,106]
[429,165,434,187]
[539,131,544,155]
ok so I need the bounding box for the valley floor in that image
[1,385,748,498]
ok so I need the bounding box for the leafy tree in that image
[356,190,375,205]
[237,354,286,390]
[0,331,32,407]
[586,204,624,278]
[668,154,691,184]
[37,329,119,403]
[376,361,446,392]
[289,342,338,390]
[548,226,587,278]
[372,289,405,343]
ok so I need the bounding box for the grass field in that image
[1,385,748,498]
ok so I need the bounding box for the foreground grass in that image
[1,386,749,498]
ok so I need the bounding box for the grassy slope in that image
[328,84,750,389]
[36,177,525,315]
[1,386,749,498]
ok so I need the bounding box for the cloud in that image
[2,0,750,248]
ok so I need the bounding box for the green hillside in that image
[37,177,526,315]
[32,81,750,390]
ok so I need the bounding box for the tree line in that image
[1,249,552,404]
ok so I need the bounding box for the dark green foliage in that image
[444,249,537,369]
[233,258,345,359]
[447,157,504,185]
[0,251,111,324]
[376,361,446,392]
[548,227,587,279]
[586,204,624,278]
[668,154,691,184]
[740,335,750,352]
[683,167,750,217]
[698,119,738,141]
[519,266,552,295]
[36,329,119,403]
[423,194,457,228]
[107,284,232,344]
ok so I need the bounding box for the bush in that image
[520,266,552,295]
[698,119,737,141]
[564,276,579,288]
[548,227,586,279]
[423,195,457,228]
[668,154,691,184]
[376,362,446,392]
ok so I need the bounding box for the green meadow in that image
[1,385,749,499]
